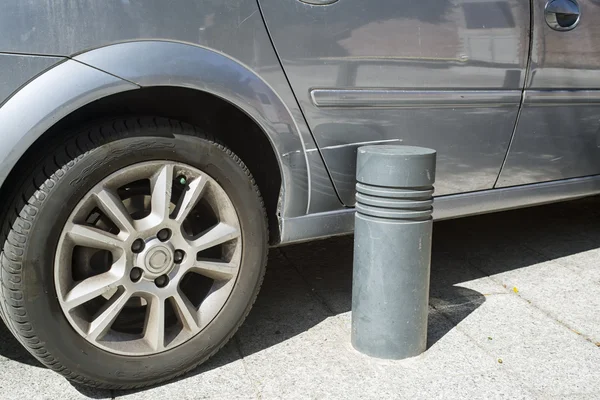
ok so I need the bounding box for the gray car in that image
[0,0,594,389]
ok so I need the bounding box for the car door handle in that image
[545,0,581,31]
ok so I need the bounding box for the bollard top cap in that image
[356,145,436,187]
[358,145,436,157]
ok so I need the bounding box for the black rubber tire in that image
[0,117,268,389]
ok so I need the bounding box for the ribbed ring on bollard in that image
[355,184,433,221]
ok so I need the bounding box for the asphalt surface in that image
[1,198,599,399]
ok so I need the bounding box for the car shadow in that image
[0,196,598,397]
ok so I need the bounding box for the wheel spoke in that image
[144,294,166,351]
[87,289,131,341]
[67,224,124,251]
[94,189,135,234]
[173,176,208,224]
[63,271,124,310]
[171,291,200,333]
[190,260,238,281]
[151,164,174,222]
[189,223,240,252]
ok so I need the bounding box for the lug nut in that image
[130,267,143,282]
[157,228,171,242]
[155,275,169,288]
[131,239,145,253]
[174,250,185,264]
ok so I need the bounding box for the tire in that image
[0,117,268,389]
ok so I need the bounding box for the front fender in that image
[75,40,310,218]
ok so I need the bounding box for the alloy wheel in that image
[54,161,242,356]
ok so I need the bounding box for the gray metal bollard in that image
[351,145,436,359]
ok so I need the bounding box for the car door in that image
[497,0,600,187]
[257,0,530,205]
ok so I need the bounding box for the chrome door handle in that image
[545,0,581,31]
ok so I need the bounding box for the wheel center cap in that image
[138,240,175,276]
[148,249,169,270]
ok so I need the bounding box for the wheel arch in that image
[0,42,309,245]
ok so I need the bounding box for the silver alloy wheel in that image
[54,161,242,356]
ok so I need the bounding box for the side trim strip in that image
[310,89,522,108]
[524,90,600,106]
[278,175,600,244]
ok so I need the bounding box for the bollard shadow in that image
[270,231,487,351]
[237,195,600,355]
[0,196,599,397]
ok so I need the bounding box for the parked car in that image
[0,0,594,389]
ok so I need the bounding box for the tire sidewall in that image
[19,129,266,385]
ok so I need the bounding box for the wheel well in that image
[1,87,282,244]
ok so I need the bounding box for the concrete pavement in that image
[1,198,599,399]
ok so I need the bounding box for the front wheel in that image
[0,118,268,389]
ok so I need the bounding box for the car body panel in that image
[257,0,530,205]
[0,54,62,105]
[497,0,600,187]
[0,0,275,56]
[0,60,138,186]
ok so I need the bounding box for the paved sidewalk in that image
[1,198,599,399]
